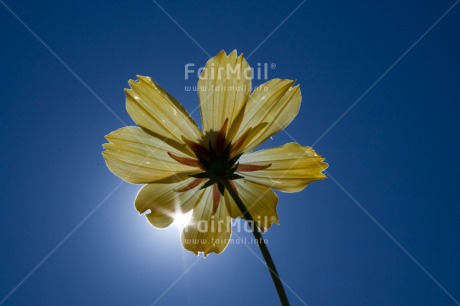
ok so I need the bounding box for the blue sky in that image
[1,0,460,305]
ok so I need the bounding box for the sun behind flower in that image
[102,50,327,256]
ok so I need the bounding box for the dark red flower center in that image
[168,119,271,214]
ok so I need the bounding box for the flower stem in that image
[222,180,290,306]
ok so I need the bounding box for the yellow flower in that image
[102,50,328,256]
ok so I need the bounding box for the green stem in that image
[222,180,290,306]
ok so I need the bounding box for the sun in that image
[172,211,192,228]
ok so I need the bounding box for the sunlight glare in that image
[172,211,192,228]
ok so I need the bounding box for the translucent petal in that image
[102,126,200,184]
[198,50,251,139]
[135,178,205,228]
[126,76,202,151]
[226,180,279,232]
[181,187,232,256]
[238,143,328,192]
[234,79,301,154]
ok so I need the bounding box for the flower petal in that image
[181,187,232,256]
[238,143,328,192]
[102,126,200,184]
[125,76,202,149]
[225,180,279,232]
[135,178,205,228]
[234,79,301,153]
[198,50,251,138]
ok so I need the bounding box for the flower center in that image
[169,118,270,196]
[168,119,271,214]
[190,139,243,192]
[201,144,234,180]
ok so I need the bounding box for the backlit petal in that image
[226,180,279,232]
[102,126,200,184]
[181,187,232,256]
[238,143,328,192]
[198,50,251,139]
[135,178,205,228]
[234,79,301,154]
[126,76,202,151]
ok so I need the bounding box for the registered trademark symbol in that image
[270,63,276,69]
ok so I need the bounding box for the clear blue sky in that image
[1,0,460,305]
